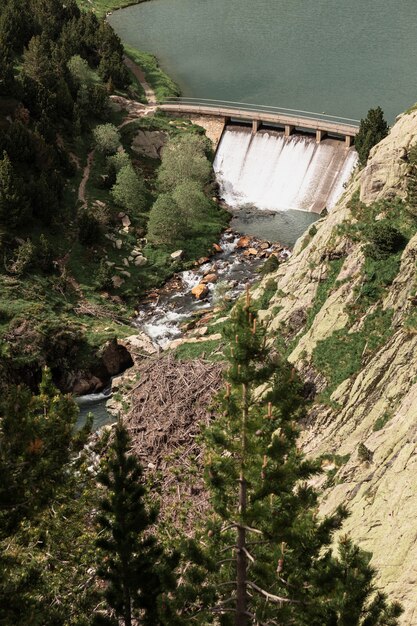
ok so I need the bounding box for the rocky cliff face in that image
[254,108,417,623]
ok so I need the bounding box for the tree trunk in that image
[235,382,248,626]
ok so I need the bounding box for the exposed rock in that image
[99,338,134,377]
[167,333,222,351]
[73,376,102,395]
[131,247,142,257]
[212,243,222,253]
[131,129,167,159]
[170,249,184,261]
[195,256,210,266]
[115,239,122,250]
[201,273,217,284]
[360,109,417,205]
[123,258,129,267]
[120,270,131,278]
[191,283,209,300]
[251,106,417,624]
[121,215,131,228]
[134,255,147,267]
[236,235,251,249]
[111,275,124,288]
[244,247,258,256]
[121,333,159,356]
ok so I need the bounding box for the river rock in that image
[195,256,210,266]
[212,243,222,253]
[131,247,142,257]
[201,273,217,284]
[244,247,258,256]
[191,283,209,299]
[171,249,184,261]
[73,376,102,396]
[236,235,251,249]
[260,242,270,249]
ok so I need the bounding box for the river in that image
[109,0,417,123]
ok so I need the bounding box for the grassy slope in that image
[123,44,180,102]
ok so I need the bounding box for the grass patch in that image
[173,338,224,362]
[124,44,180,102]
[306,258,344,330]
[313,307,394,398]
[76,0,146,18]
[253,279,277,311]
[373,411,392,431]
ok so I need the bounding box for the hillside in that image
[251,107,417,623]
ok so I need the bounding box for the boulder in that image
[134,255,147,267]
[195,256,210,266]
[131,248,142,257]
[236,235,251,249]
[244,247,258,256]
[100,338,134,377]
[260,241,270,250]
[201,273,217,284]
[212,243,223,253]
[120,270,131,278]
[121,333,159,356]
[123,258,129,267]
[115,239,122,250]
[191,283,209,299]
[121,215,131,228]
[170,249,184,261]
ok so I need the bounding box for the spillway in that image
[213,127,358,213]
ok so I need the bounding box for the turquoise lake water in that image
[109,0,417,122]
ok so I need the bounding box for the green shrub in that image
[258,254,280,276]
[358,443,373,463]
[365,222,407,259]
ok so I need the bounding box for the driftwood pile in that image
[123,355,224,534]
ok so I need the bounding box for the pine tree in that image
[181,291,401,625]
[328,536,403,625]
[0,150,30,228]
[94,422,178,626]
[355,107,389,167]
[0,367,80,535]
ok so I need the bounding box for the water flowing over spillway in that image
[214,127,358,213]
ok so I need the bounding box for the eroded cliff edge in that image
[254,108,417,623]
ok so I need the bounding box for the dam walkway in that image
[159,98,360,147]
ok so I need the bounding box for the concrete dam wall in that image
[213,126,358,213]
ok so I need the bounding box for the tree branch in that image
[246,580,300,605]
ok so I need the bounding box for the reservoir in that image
[109,0,417,123]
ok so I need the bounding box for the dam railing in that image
[159,97,360,145]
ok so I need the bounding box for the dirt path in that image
[78,149,95,206]
[124,55,157,105]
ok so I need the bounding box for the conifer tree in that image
[94,422,178,626]
[0,367,80,535]
[181,291,401,625]
[0,150,30,228]
[355,107,389,167]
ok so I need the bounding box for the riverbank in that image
[76,0,145,19]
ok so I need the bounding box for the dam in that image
[213,126,358,213]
